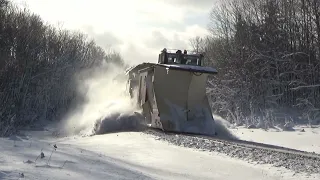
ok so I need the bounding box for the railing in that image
[161,48,203,55]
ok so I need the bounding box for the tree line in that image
[0,1,123,136]
[2,0,319,136]
[191,0,320,127]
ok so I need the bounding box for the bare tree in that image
[0,2,124,136]
[200,0,320,128]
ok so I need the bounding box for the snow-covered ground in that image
[230,125,320,154]
[0,126,319,180]
[1,65,319,180]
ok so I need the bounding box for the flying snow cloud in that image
[60,61,144,136]
[11,0,215,66]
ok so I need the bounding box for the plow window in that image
[167,54,177,63]
[185,57,200,66]
[165,53,202,66]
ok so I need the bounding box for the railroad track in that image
[145,127,320,159]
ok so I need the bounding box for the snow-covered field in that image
[0,125,320,180]
[231,125,320,154]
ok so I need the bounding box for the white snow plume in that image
[60,61,145,136]
[213,114,238,140]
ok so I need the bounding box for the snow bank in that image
[93,112,146,134]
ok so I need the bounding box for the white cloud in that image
[11,0,213,66]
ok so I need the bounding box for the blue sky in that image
[11,0,217,65]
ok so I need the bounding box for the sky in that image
[11,0,217,66]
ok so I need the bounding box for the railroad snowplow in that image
[125,49,218,135]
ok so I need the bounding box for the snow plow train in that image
[125,48,218,136]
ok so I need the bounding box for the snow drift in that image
[93,112,146,134]
[60,61,145,136]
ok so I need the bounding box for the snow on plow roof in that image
[157,64,218,75]
[125,63,218,75]
[125,63,155,75]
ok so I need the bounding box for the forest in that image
[0,1,124,136]
[191,0,320,127]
